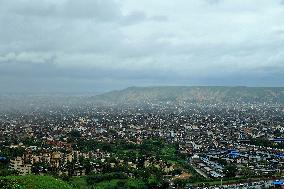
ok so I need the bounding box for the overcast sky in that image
[0,0,284,93]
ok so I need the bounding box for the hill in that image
[0,175,73,189]
[92,86,284,105]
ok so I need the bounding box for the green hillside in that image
[0,175,73,189]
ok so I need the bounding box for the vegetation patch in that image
[0,175,73,189]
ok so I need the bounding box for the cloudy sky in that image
[0,0,284,93]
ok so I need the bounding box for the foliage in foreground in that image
[0,175,73,189]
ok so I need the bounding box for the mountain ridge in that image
[92,86,284,105]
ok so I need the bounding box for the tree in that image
[224,164,238,178]
[240,167,255,178]
[69,130,81,139]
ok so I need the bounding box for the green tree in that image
[224,164,238,178]
[240,167,255,178]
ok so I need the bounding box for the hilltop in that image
[93,86,284,105]
[1,86,284,112]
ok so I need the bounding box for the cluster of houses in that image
[4,141,177,176]
[0,101,284,181]
[191,144,284,178]
[192,155,224,178]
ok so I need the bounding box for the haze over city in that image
[2,1,284,189]
[1,0,284,93]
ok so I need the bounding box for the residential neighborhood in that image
[1,97,284,188]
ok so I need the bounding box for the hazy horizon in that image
[1,85,284,96]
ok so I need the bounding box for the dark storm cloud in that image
[0,0,284,93]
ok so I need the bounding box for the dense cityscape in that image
[1,89,284,188]
[1,0,284,188]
